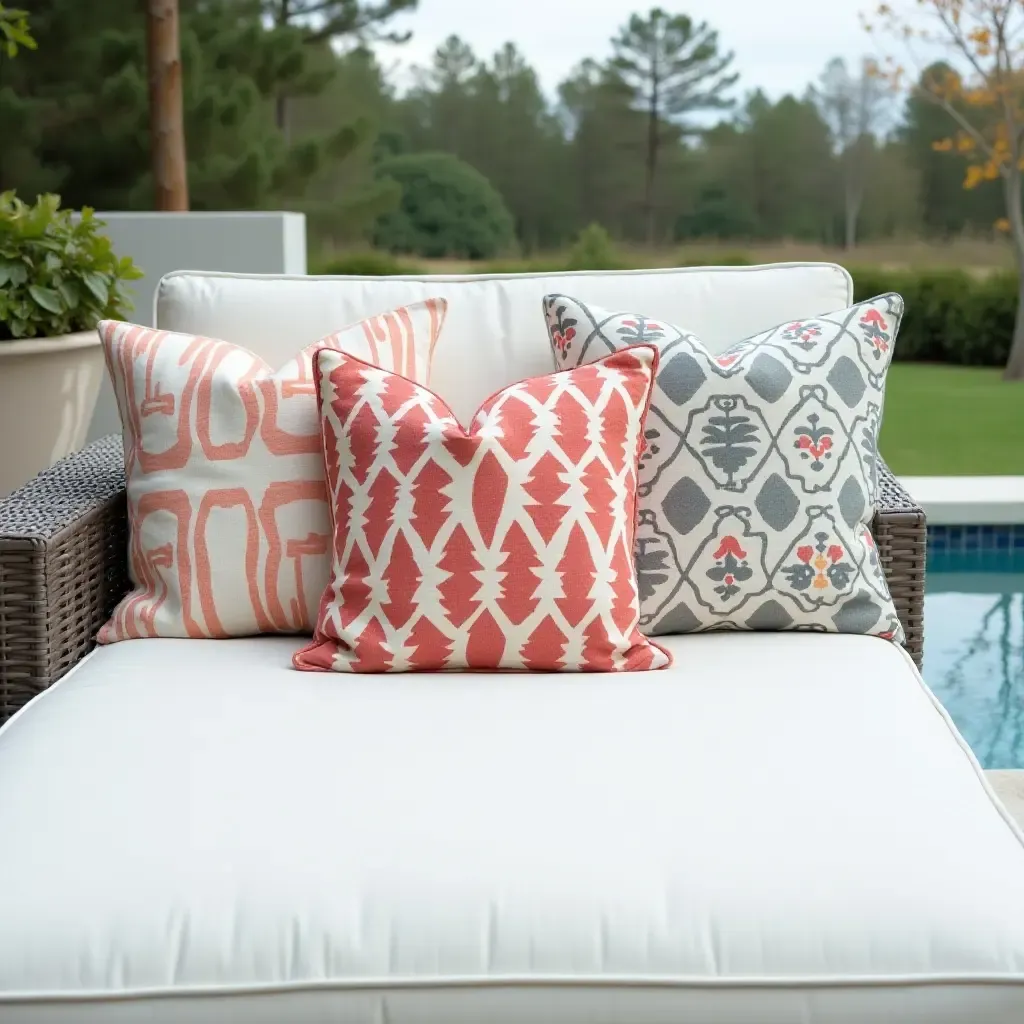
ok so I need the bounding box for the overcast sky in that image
[378,0,884,102]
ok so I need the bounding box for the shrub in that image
[374,152,516,261]
[311,250,425,277]
[0,191,142,341]
[675,251,752,267]
[849,266,1013,368]
[565,223,626,271]
[479,256,568,274]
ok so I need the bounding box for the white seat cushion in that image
[2,635,1024,1023]
[155,264,852,424]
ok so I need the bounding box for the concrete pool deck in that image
[901,476,1024,525]
[988,772,1024,830]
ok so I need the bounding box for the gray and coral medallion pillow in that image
[543,293,905,643]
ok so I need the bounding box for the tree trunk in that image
[1007,277,1024,381]
[274,0,292,140]
[844,191,858,250]
[146,0,189,211]
[275,94,290,140]
[1003,171,1024,381]
[644,78,659,247]
[842,144,866,250]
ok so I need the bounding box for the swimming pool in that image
[925,525,1024,769]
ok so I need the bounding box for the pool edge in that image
[900,476,1024,525]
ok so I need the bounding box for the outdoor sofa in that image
[0,263,1021,1023]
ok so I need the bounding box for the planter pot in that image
[0,331,105,498]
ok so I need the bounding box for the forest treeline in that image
[0,0,1006,259]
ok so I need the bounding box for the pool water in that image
[925,531,1024,770]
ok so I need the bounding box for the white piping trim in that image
[153,263,855,325]
[0,644,101,741]
[4,970,1024,1005]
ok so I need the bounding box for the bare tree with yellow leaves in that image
[868,0,1024,379]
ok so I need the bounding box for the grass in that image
[880,364,1024,475]
[661,237,1016,273]
[312,236,1019,278]
[410,237,1018,276]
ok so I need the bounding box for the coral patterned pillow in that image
[295,345,671,673]
[544,293,905,642]
[99,300,446,641]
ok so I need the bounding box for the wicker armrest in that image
[872,459,926,667]
[0,435,128,721]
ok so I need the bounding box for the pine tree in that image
[262,0,417,138]
[0,0,378,215]
[608,7,737,244]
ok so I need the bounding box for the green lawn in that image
[879,364,1024,475]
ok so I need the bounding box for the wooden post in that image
[146,0,189,211]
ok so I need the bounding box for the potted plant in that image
[0,191,142,496]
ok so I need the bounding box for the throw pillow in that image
[295,345,671,673]
[99,299,447,641]
[544,293,905,642]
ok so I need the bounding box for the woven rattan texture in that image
[874,459,926,667]
[0,436,128,719]
[0,440,926,722]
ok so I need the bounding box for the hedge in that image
[849,267,1014,368]
[310,251,425,276]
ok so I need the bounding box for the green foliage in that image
[311,249,424,276]
[675,251,751,267]
[476,257,566,274]
[556,59,648,240]
[608,7,736,241]
[373,151,516,259]
[0,0,383,222]
[263,0,417,45]
[850,267,1014,367]
[565,223,626,270]
[609,8,736,117]
[0,2,1013,259]
[287,49,404,246]
[899,63,1003,237]
[395,38,574,251]
[483,239,753,274]
[0,2,33,57]
[0,191,142,341]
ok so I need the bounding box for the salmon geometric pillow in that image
[294,344,672,673]
[98,299,446,641]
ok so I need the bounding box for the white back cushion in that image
[156,264,851,423]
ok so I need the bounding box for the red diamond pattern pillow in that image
[294,345,671,673]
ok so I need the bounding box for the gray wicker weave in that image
[0,436,127,721]
[0,435,926,722]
